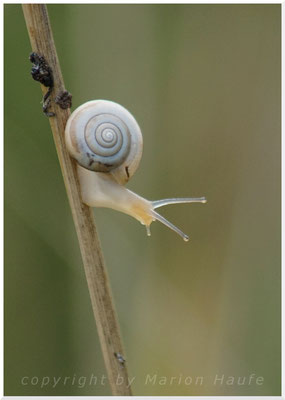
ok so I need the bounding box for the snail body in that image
[65,100,206,241]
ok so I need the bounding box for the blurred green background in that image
[4,4,280,396]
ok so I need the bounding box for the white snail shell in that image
[65,100,143,184]
[65,100,206,241]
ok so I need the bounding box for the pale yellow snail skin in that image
[65,100,206,241]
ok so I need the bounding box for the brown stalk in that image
[22,4,132,396]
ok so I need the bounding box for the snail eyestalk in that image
[148,197,207,241]
[152,197,207,209]
[150,209,190,241]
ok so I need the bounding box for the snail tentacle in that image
[152,197,207,209]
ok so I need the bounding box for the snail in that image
[65,100,206,241]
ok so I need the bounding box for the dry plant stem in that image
[22,4,132,396]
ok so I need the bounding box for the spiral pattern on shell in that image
[65,100,143,183]
[83,112,131,170]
